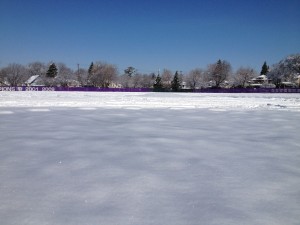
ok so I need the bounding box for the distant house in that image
[109,82,122,88]
[66,79,80,87]
[249,75,275,88]
[280,82,297,88]
[25,75,42,86]
[0,78,9,86]
[181,81,188,89]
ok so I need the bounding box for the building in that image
[249,75,275,88]
[25,75,42,86]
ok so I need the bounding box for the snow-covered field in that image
[1,92,300,225]
[1,92,300,110]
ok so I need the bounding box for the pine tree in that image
[46,63,58,78]
[153,75,163,91]
[260,61,269,75]
[171,71,181,91]
[87,62,94,86]
[124,66,136,77]
[88,62,94,76]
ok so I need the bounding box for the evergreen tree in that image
[171,71,181,91]
[260,61,269,75]
[87,62,94,86]
[46,63,58,78]
[88,62,94,76]
[153,74,163,90]
[124,66,136,77]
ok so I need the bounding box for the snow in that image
[1,92,300,111]
[25,75,40,85]
[1,92,300,225]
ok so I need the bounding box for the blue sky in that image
[1,0,299,73]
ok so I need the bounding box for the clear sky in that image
[1,0,299,74]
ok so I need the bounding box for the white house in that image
[25,75,42,86]
[249,75,275,88]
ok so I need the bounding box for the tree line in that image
[0,54,299,90]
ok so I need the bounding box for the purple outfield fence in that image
[193,88,300,93]
[0,86,300,93]
[0,86,152,92]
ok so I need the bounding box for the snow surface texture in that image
[1,92,300,225]
[1,92,300,111]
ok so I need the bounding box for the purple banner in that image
[0,86,152,92]
[0,86,300,93]
[193,88,300,93]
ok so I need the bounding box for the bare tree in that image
[77,68,88,87]
[27,62,47,76]
[234,67,257,88]
[120,69,142,88]
[132,73,143,88]
[185,68,204,89]
[118,72,155,88]
[118,74,131,88]
[268,54,300,86]
[0,68,5,85]
[1,63,28,86]
[206,59,232,88]
[118,73,142,88]
[140,73,155,88]
[89,62,118,87]
[56,63,74,86]
[161,69,173,89]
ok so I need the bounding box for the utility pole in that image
[77,63,80,76]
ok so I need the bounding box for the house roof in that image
[25,75,40,85]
